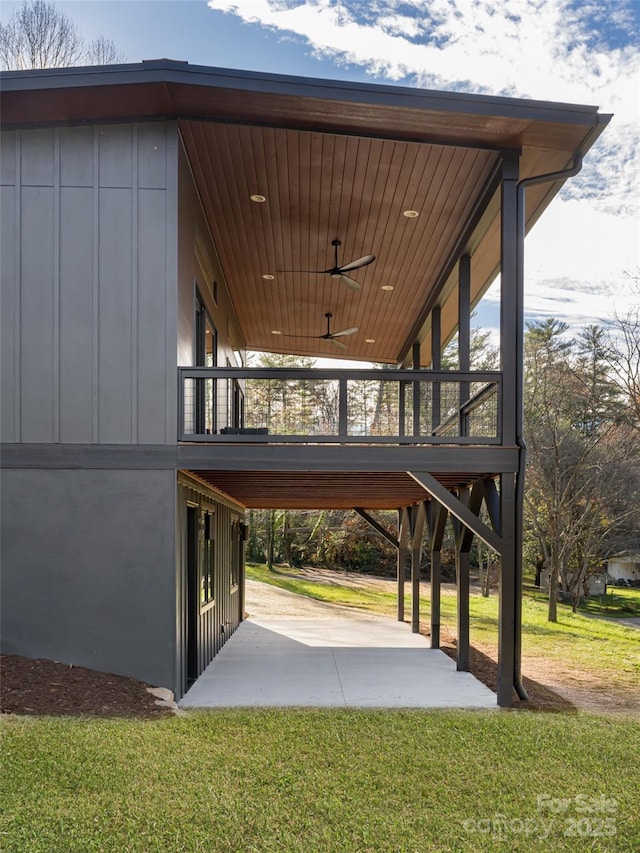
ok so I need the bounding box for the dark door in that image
[186,506,199,685]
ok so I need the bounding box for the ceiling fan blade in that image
[339,254,375,273]
[331,326,358,338]
[331,272,361,291]
[329,337,348,350]
[280,333,319,339]
[276,269,323,274]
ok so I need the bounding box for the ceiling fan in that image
[278,239,375,291]
[282,312,359,350]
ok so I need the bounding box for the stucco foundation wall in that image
[1,468,177,689]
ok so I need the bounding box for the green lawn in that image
[247,563,640,692]
[2,710,639,852]
[579,586,640,618]
[3,567,638,851]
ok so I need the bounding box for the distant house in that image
[607,553,640,585]
[0,60,609,706]
[536,568,607,597]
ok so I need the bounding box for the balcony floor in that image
[179,443,519,509]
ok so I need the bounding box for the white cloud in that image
[208,0,640,329]
[208,0,639,210]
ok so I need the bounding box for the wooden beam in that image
[353,508,399,548]
[408,470,503,553]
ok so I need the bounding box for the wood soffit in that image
[186,470,490,510]
[1,61,609,364]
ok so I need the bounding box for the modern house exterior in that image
[0,60,609,705]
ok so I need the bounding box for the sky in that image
[3,0,639,341]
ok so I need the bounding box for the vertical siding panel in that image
[20,129,54,186]
[59,187,94,441]
[92,129,100,442]
[165,127,179,444]
[52,131,60,442]
[0,131,16,185]
[59,127,93,186]
[20,186,54,442]
[13,134,21,441]
[0,184,16,441]
[131,126,139,443]
[138,123,168,189]
[98,187,133,442]
[137,190,169,442]
[98,126,133,188]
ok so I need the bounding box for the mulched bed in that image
[0,655,171,719]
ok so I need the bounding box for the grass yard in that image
[579,586,640,618]
[2,710,640,853]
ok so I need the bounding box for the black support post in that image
[410,502,426,633]
[431,307,441,433]
[497,150,521,707]
[498,473,517,707]
[428,501,447,649]
[458,254,471,431]
[398,507,410,622]
[455,487,470,671]
[412,341,421,437]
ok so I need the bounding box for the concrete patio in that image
[180,585,496,709]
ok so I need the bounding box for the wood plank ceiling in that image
[180,120,499,364]
[186,470,488,510]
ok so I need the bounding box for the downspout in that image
[512,155,583,700]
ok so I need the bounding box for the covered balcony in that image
[178,366,501,445]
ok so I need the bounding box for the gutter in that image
[512,154,584,701]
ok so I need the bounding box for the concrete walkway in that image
[180,583,496,709]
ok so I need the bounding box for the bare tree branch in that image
[0,0,125,71]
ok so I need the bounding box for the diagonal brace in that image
[408,470,503,554]
[354,508,399,549]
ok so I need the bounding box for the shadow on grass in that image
[434,641,577,714]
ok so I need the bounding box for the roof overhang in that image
[0,60,610,365]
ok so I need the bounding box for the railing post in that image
[459,254,471,436]
[431,307,441,434]
[339,377,348,436]
[412,342,421,437]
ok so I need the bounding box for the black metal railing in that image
[178,367,502,444]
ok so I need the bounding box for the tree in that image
[604,273,640,432]
[84,35,126,66]
[523,319,640,620]
[0,0,124,70]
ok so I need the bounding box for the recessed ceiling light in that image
[403,209,419,218]
[262,274,275,280]
[250,194,267,203]
[271,329,282,335]
[365,338,375,343]
[381,285,394,291]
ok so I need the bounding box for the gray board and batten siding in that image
[1,122,179,446]
[0,123,246,697]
